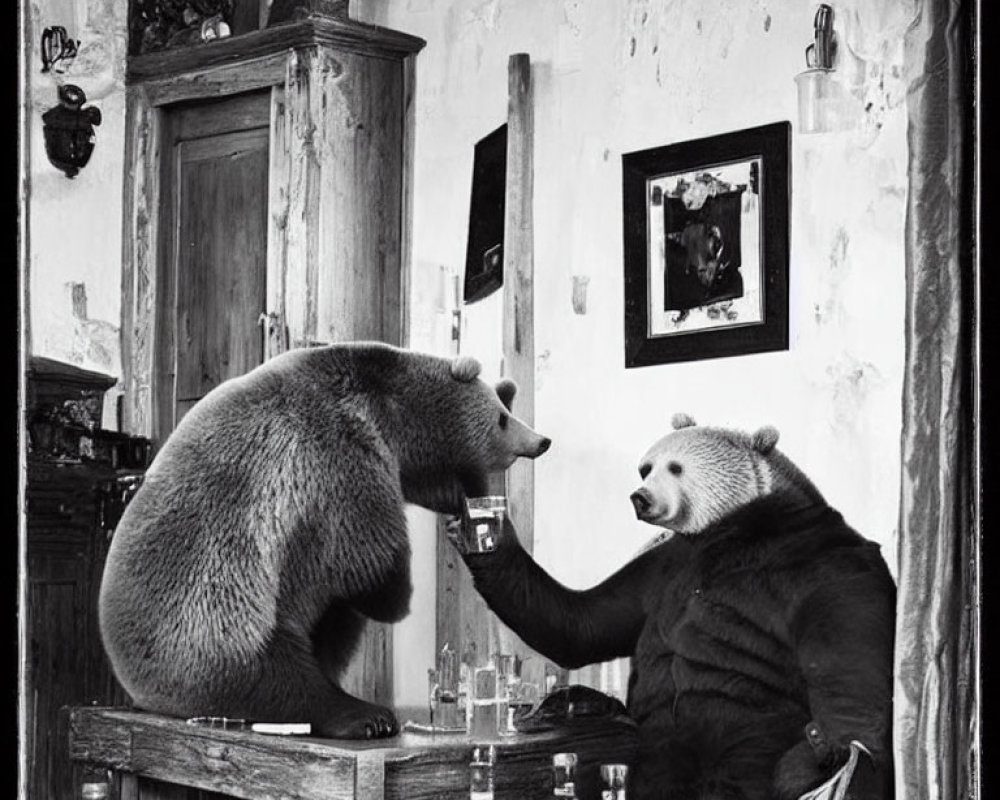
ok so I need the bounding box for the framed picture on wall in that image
[622,121,791,368]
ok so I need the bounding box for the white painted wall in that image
[26,0,128,426]
[359,0,915,706]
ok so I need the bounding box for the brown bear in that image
[451,414,895,799]
[99,342,550,739]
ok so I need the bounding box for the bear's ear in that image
[495,378,518,411]
[671,412,697,430]
[450,356,482,382]
[752,425,780,454]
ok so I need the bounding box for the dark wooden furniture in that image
[69,707,638,800]
[25,358,151,800]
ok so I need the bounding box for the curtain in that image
[893,0,978,798]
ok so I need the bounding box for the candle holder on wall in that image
[40,26,79,73]
[41,84,102,178]
[794,4,856,134]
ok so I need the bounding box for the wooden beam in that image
[502,52,535,553]
[120,85,161,439]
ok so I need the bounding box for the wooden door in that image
[154,91,271,439]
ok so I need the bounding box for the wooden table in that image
[68,707,638,800]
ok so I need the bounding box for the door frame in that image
[120,53,291,444]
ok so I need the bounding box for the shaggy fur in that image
[99,342,550,739]
[460,420,895,799]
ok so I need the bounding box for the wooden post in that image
[436,52,544,682]
[502,52,535,553]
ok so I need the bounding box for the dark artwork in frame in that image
[622,121,791,368]
[464,124,508,304]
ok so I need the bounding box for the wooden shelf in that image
[69,706,638,800]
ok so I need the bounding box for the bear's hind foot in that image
[315,698,399,739]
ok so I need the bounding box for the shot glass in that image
[469,663,499,738]
[470,744,496,800]
[600,764,629,800]
[435,646,460,728]
[552,752,578,798]
[504,680,540,732]
[463,496,507,552]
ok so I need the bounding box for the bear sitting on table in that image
[451,414,895,800]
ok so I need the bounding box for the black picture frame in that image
[463,124,507,304]
[622,121,791,368]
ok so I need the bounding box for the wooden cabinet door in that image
[26,461,130,800]
[155,91,270,437]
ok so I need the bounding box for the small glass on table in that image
[428,644,462,731]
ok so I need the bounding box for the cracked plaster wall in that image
[361,0,917,703]
[26,0,128,424]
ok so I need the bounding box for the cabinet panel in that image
[27,463,133,800]
[157,93,271,433]
[174,129,269,415]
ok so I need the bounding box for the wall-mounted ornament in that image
[40,26,79,73]
[41,84,102,179]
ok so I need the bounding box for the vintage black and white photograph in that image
[650,159,761,327]
[17,2,980,800]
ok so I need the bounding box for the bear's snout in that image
[630,488,653,518]
[535,437,552,457]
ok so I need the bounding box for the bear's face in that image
[399,356,551,514]
[629,413,821,535]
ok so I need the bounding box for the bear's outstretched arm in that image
[458,518,668,670]
[774,557,896,800]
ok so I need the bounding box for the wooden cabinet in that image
[118,10,425,725]
[25,358,151,800]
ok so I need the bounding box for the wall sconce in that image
[40,26,79,73]
[794,5,853,134]
[41,84,102,178]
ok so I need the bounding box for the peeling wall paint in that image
[27,0,128,424]
[359,0,913,704]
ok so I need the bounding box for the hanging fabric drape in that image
[893,0,978,798]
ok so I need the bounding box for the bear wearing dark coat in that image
[453,415,895,799]
[99,342,551,739]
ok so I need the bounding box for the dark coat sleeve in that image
[775,542,897,799]
[459,518,680,669]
